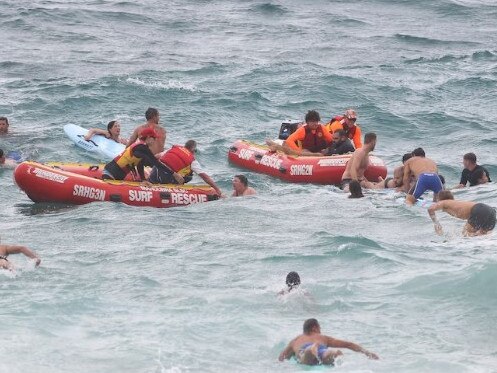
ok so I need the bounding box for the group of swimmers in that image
[272,109,496,237]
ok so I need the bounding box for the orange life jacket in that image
[160,145,195,177]
[301,125,328,152]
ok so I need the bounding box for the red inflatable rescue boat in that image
[228,140,387,185]
[45,162,146,181]
[14,161,219,208]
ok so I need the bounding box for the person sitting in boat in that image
[102,127,183,183]
[321,129,355,156]
[325,109,362,149]
[1,243,41,271]
[84,120,127,145]
[454,153,491,188]
[267,110,332,156]
[232,174,256,197]
[148,140,224,197]
[0,148,18,168]
[0,117,9,134]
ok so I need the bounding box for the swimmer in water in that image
[340,133,377,192]
[428,191,496,236]
[348,180,364,198]
[232,174,256,197]
[279,318,379,365]
[0,244,41,271]
[0,149,17,168]
[278,271,301,295]
[84,120,128,144]
[0,117,9,134]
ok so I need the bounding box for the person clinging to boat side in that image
[127,107,166,154]
[0,244,41,271]
[232,174,256,197]
[325,109,362,149]
[149,140,224,197]
[266,110,332,156]
[103,127,183,184]
[279,318,379,366]
[84,120,127,145]
[428,191,496,236]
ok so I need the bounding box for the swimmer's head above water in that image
[286,271,301,291]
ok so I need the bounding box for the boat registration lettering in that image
[290,165,313,176]
[32,168,69,184]
[259,155,282,170]
[171,193,207,205]
[73,185,105,201]
[238,148,254,161]
[129,190,153,202]
[317,158,348,167]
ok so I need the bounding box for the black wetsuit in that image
[459,165,491,186]
[104,144,173,181]
[468,203,496,231]
[324,138,355,156]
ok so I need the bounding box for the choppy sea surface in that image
[1,1,497,372]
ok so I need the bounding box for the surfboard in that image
[63,124,125,160]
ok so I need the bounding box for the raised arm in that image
[5,245,41,266]
[326,337,378,360]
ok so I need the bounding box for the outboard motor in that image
[278,120,302,140]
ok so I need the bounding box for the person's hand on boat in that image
[173,173,185,184]
[140,180,153,188]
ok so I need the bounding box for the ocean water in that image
[1,0,497,372]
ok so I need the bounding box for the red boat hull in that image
[228,140,387,185]
[14,161,219,208]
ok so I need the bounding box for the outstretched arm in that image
[278,341,295,361]
[198,173,223,196]
[350,153,361,180]
[402,162,412,193]
[326,337,378,360]
[5,245,41,267]
[428,202,445,235]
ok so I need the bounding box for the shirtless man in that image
[127,108,166,155]
[279,318,378,366]
[428,191,496,236]
[0,244,41,270]
[232,174,256,197]
[340,132,377,192]
[363,152,412,190]
[403,148,442,205]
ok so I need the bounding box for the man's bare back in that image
[342,147,369,181]
[433,200,475,220]
[404,156,438,179]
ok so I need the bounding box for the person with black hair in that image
[232,174,256,197]
[403,148,442,205]
[0,148,17,168]
[84,120,128,144]
[267,110,332,156]
[455,153,491,188]
[341,133,377,192]
[348,180,364,198]
[278,272,301,295]
[279,319,378,365]
[322,129,355,156]
[127,107,166,154]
